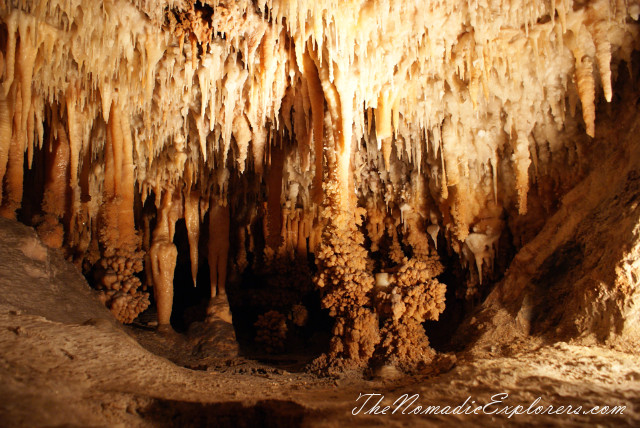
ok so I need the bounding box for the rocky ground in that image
[1,217,639,427]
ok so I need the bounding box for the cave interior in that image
[1,0,640,426]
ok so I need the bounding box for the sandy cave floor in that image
[1,220,640,427]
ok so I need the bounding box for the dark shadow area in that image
[226,255,332,369]
[170,218,210,332]
[529,241,584,336]
[139,398,307,428]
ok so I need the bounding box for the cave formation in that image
[2,0,640,425]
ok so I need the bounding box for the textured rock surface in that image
[454,92,640,353]
[0,217,115,325]
[1,218,640,426]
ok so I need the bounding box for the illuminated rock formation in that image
[1,0,639,369]
[149,189,180,326]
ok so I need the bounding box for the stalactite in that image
[184,189,201,286]
[0,79,12,206]
[16,14,38,157]
[308,48,354,211]
[0,84,23,220]
[232,114,252,173]
[514,131,532,215]
[2,11,17,97]
[65,84,81,192]
[587,0,613,103]
[144,31,166,105]
[441,118,460,187]
[575,54,596,138]
[101,100,139,251]
[333,71,356,211]
[117,104,138,249]
[376,91,394,171]
[566,31,597,138]
[303,51,326,206]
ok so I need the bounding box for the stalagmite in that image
[208,197,231,322]
[37,117,71,248]
[149,191,179,326]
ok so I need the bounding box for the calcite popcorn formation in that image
[0,0,638,367]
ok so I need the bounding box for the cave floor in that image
[0,219,639,427]
[1,306,639,427]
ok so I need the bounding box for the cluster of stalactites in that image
[1,0,639,315]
